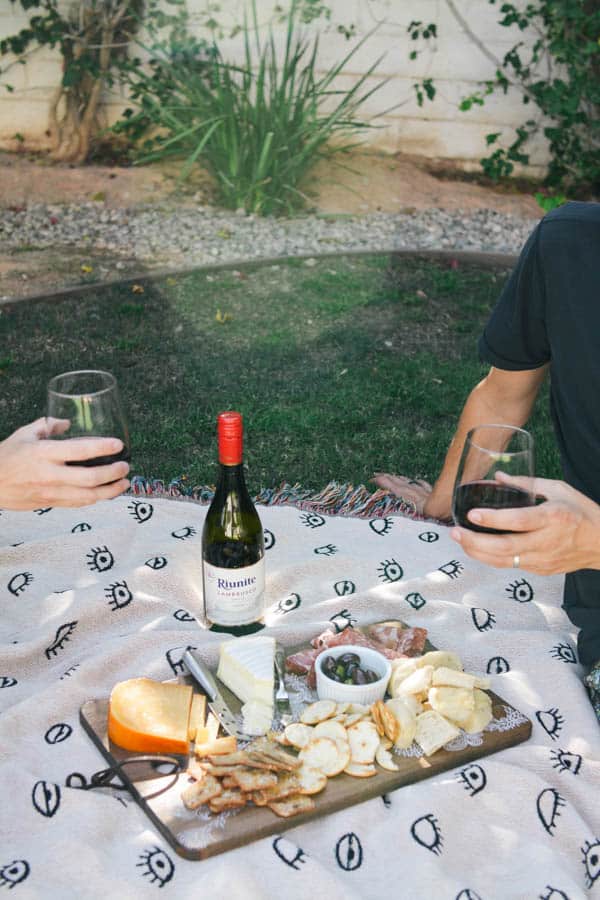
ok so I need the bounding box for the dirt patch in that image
[0,149,541,302]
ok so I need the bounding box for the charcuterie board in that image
[79,622,531,861]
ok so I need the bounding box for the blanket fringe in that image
[129,476,421,520]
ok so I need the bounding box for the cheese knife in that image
[182,649,250,741]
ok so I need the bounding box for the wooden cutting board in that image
[80,623,531,860]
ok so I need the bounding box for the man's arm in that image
[422,364,549,520]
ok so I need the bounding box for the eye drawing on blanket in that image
[171,526,196,540]
[34,507,52,515]
[105,581,133,610]
[71,522,92,533]
[145,557,168,570]
[60,664,80,679]
[550,642,577,664]
[272,836,307,870]
[314,544,338,556]
[455,891,483,900]
[471,608,496,632]
[300,513,326,529]
[457,763,487,797]
[334,580,355,596]
[45,621,77,659]
[330,609,357,632]
[32,780,61,818]
[377,558,403,583]
[335,832,363,871]
[7,571,33,597]
[0,859,30,889]
[486,656,510,674]
[581,839,600,888]
[438,560,464,579]
[550,749,582,776]
[86,546,114,573]
[0,677,17,689]
[128,500,154,524]
[410,813,443,855]
[405,592,426,610]
[539,887,570,900]
[173,608,194,622]
[44,722,73,744]
[505,578,534,603]
[419,530,439,543]
[536,787,566,835]
[136,846,175,887]
[536,707,565,741]
[382,793,392,808]
[166,645,197,676]
[264,529,275,550]
[369,517,393,536]
[277,592,301,614]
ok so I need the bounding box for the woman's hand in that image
[0,418,130,511]
[371,473,433,515]
[450,474,600,575]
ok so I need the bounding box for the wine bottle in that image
[202,411,265,635]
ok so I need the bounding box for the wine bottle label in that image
[203,558,265,626]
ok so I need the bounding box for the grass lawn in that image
[0,253,561,492]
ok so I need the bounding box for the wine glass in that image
[46,369,130,467]
[452,424,535,534]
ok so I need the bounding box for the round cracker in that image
[375,743,401,772]
[299,737,350,777]
[283,722,314,749]
[347,720,380,765]
[297,764,328,795]
[300,699,337,725]
[344,761,377,778]
[314,719,348,744]
[343,712,369,728]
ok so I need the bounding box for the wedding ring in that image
[512,554,520,568]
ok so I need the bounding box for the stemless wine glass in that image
[452,424,535,534]
[47,370,130,467]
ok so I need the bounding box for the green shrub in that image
[118,3,387,215]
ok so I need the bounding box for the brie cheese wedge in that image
[217,635,275,708]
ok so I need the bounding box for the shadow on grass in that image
[0,251,561,490]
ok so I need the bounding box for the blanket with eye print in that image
[1,489,599,900]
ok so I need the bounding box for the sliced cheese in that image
[242,700,273,736]
[415,710,460,756]
[431,667,476,690]
[217,635,275,707]
[108,677,193,755]
[187,693,207,740]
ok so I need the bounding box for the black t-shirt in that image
[478,201,600,665]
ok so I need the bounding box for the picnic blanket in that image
[1,488,599,899]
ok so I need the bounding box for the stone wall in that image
[0,0,549,173]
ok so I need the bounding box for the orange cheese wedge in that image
[108,677,193,755]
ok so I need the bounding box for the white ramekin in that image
[315,644,392,706]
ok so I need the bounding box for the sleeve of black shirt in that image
[478,222,551,371]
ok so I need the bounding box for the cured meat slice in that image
[311,627,376,652]
[367,623,428,656]
[285,648,320,676]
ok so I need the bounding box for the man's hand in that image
[450,474,600,575]
[0,418,130,511]
[371,473,433,515]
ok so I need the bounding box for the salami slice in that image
[285,648,321,675]
[366,623,428,656]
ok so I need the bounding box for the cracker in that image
[208,789,248,813]
[299,736,350,777]
[181,774,222,810]
[297,764,328,796]
[268,793,316,818]
[313,719,348,745]
[230,766,279,793]
[346,720,380,765]
[344,761,377,778]
[375,743,401,772]
[283,722,314,749]
[300,699,337,725]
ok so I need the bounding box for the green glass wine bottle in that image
[202,411,265,635]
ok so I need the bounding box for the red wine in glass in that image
[47,370,130,478]
[453,480,534,534]
[452,424,534,534]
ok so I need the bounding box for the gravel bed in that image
[0,202,537,269]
